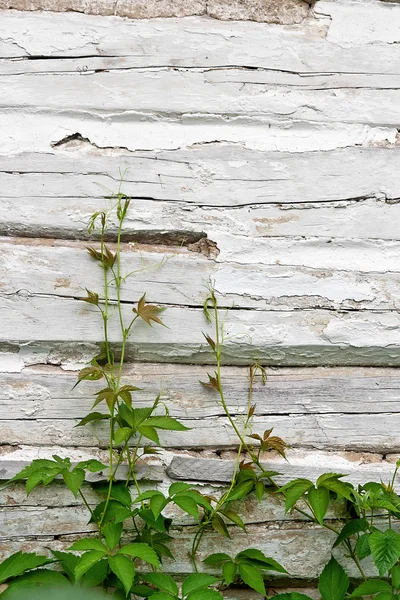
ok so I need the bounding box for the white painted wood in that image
[4,239,400,311]
[3,71,400,127]
[1,146,400,208]
[1,195,400,241]
[0,10,398,75]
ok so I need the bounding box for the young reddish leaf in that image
[200,373,220,392]
[133,293,165,327]
[81,289,99,306]
[203,333,216,351]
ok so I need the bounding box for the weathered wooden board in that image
[3,71,400,127]
[0,521,379,580]
[3,365,400,418]
[2,295,400,365]
[1,445,397,489]
[3,239,400,311]
[0,6,398,70]
[1,413,399,451]
[2,195,400,242]
[0,146,400,208]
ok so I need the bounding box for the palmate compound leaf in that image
[318,557,349,600]
[369,529,400,577]
[0,552,54,584]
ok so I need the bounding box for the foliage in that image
[1,189,400,600]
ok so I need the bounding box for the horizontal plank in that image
[2,110,394,154]
[3,71,400,127]
[4,239,400,311]
[1,194,400,242]
[1,146,400,209]
[1,413,400,451]
[3,296,400,365]
[4,365,400,418]
[0,522,377,580]
[0,9,398,72]
[168,449,400,488]
[1,445,396,488]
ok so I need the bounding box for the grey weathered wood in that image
[3,365,400,419]
[2,296,400,365]
[1,413,399,451]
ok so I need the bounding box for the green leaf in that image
[280,479,313,512]
[138,426,160,445]
[316,473,347,487]
[76,459,107,473]
[133,490,163,503]
[148,594,176,600]
[318,557,349,600]
[223,510,246,531]
[105,482,132,507]
[392,565,400,590]
[142,573,178,596]
[62,467,85,498]
[0,552,53,584]
[203,553,231,565]
[103,522,123,551]
[118,543,160,567]
[255,481,265,502]
[75,413,110,427]
[236,550,288,573]
[223,561,237,585]
[173,495,199,519]
[182,574,219,597]
[0,570,69,598]
[272,594,314,600]
[91,500,131,525]
[321,479,354,502]
[51,550,78,583]
[141,416,190,431]
[226,480,254,502]
[108,555,135,596]
[308,486,330,525]
[74,551,106,581]
[186,591,223,600]
[80,559,108,588]
[211,515,230,538]
[333,519,368,548]
[238,563,266,596]
[369,530,400,577]
[69,539,107,553]
[151,493,169,519]
[374,593,397,600]
[168,482,192,496]
[350,580,392,597]
[114,427,132,446]
[356,533,371,560]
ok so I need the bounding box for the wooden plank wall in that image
[1,0,400,595]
